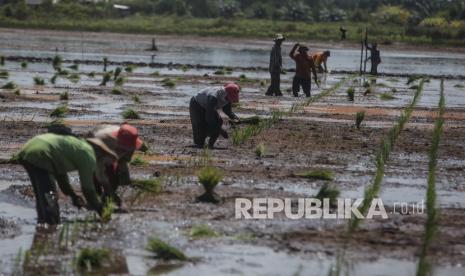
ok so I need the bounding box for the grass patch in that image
[100,72,112,86]
[315,183,340,206]
[0,70,8,78]
[356,111,366,130]
[122,108,140,120]
[113,67,122,80]
[68,73,80,83]
[454,83,464,88]
[1,81,16,89]
[88,71,96,78]
[213,70,225,75]
[125,65,135,73]
[111,88,123,95]
[146,238,187,261]
[21,61,27,69]
[161,78,176,88]
[255,143,266,158]
[347,87,355,101]
[50,105,68,117]
[33,76,45,85]
[101,199,116,223]
[241,116,261,125]
[52,55,62,69]
[409,84,420,90]
[131,178,163,194]
[14,89,20,96]
[407,75,421,85]
[57,68,69,76]
[295,169,334,181]
[379,92,396,100]
[68,64,79,71]
[151,71,160,76]
[130,155,148,166]
[189,224,219,239]
[132,95,141,103]
[114,76,125,86]
[59,91,69,101]
[76,248,110,271]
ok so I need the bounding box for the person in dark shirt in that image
[266,33,285,96]
[189,83,240,149]
[365,41,381,75]
[289,43,319,97]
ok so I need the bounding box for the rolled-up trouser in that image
[189,97,222,148]
[292,76,312,97]
[266,71,282,96]
[22,161,60,225]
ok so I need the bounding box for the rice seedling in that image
[181,64,189,72]
[346,87,355,101]
[146,238,188,261]
[363,87,373,95]
[113,67,122,80]
[101,199,116,223]
[14,89,20,96]
[68,64,79,71]
[50,105,68,117]
[76,248,110,271]
[125,65,135,73]
[315,183,340,207]
[417,80,445,276]
[239,74,247,81]
[356,111,366,130]
[132,95,141,103]
[260,80,266,86]
[130,155,148,166]
[391,87,397,93]
[225,67,233,73]
[407,75,420,85]
[255,143,266,158]
[1,81,16,89]
[68,73,80,83]
[60,91,69,101]
[0,55,4,65]
[241,116,261,125]
[88,71,96,78]
[409,84,420,90]
[131,178,163,194]
[100,72,112,86]
[197,166,223,203]
[379,92,396,100]
[21,61,27,69]
[295,169,334,181]
[454,83,464,88]
[115,76,125,86]
[189,224,219,239]
[52,55,62,69]
[0,70,8,78]
[162,78,176,88]
[33,76,45,85]
[349,80,425,233]
[57,68,69,76]
[213,69,225,75]
[122,108,140,120]
[151,71,160,76]
[362,81,370,88]
[103,57,108,72]
[111,88,123,95]
[50,74,58,84]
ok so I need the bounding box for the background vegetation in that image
[0,0,464,46]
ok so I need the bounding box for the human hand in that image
[71,195,86,209]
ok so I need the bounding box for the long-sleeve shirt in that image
[194,87,238,122]
[269,44,282,73]
[18,133,102,213]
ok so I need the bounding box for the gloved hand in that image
[71,195,86,209]
[220,129,229,139]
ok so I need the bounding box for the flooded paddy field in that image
[0,29,465,275]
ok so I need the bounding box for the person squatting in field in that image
[312,50,331,73]
[189,83,240,149]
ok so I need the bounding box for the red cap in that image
[224,83,240,103]
[111,123,143,151]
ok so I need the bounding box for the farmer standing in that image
[312,51,331,73]
[266,34,285,96]
[289,43,319,97]
[365,41,381,75]
[190,83,240,149]
[91,123,144,207]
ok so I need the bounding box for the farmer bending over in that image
[190,83,240,149]
[289,43,319,97]
[91,123,144,207]
[312,51,331,73]
[17,132,121,225]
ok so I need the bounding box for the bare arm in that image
[289,43,299,59]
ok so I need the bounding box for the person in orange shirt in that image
[312,51,331,73]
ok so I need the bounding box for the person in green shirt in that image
[18,133,119,225]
